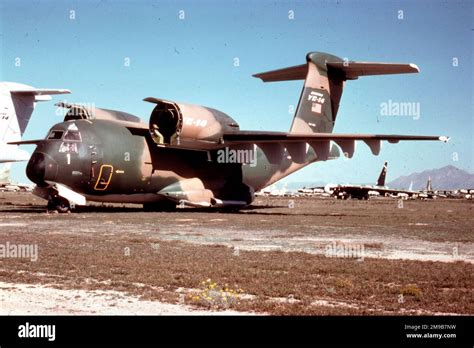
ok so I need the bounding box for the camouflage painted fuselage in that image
[27,117,337,206]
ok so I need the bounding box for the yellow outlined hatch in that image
[94,165,114,191]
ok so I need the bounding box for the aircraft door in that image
[94,164,114,191]
[89,143,114,191]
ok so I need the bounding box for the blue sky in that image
[1,0,472,185]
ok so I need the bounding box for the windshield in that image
[63,129,82,142]
[47,130,64,140]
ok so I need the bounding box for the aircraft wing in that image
[335,185,417,195]
[127,126,448,158]
[370,187,417,195]
[221,131,449,158]
[223,131,446,143]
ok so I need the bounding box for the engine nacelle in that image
[145,97,239,145]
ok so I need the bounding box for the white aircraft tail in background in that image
[0,82,70,163]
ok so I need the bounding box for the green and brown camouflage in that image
[21,52,448,212]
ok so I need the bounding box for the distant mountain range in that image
[388,165,474,190]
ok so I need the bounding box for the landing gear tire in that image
[48,197,71,213]
[143,201,177,212]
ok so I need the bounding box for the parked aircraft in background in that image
[330,163,448,200]
[0,163,34,192]
[0,82,70,164]
[331,162,389,199]
[0,82,70,190]
[418,176,447,199]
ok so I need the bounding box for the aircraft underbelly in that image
[83,193,166,204]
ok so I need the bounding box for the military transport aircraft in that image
[12,52,448,212]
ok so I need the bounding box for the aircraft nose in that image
[26,152,58,186]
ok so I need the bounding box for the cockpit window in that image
[47,130,64,140]
[63,130,82,142]
[59,142,78,153]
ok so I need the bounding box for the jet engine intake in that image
[146,98,239,145]
[149,101,182,145]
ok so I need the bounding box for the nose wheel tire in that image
[47,197,71,213]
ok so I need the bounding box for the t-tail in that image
[0,82,70,163]
[253,52,420,135]
[376,161,388,187]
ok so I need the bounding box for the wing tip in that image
[439,136,450,143]
[409,63,420,73]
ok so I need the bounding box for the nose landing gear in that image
[47,196,71,214]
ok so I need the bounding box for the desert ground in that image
[0,192,472,315]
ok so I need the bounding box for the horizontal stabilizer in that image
[253,64,307,82]
[11,89,71,102]
[253,60,419,83]
[10,89,71,96]
[327,62,419,79]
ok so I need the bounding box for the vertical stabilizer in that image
[376,161,388,187]
[426,176,433,192]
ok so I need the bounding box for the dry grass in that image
[400,284,423,300]
[0,229,472,315]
